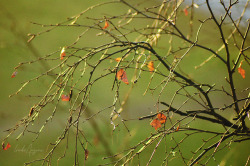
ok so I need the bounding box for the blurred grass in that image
[0,0,249,166]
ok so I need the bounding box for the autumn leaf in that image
[61,94,70,101]
[176,126,180,131]
[11,71,18,78]
[2,143,11,150]
[115,57,121,62]
[157,113,167,124]
[238,61,245,79]
[150,119,161,130]
[85,149,89,160]
[29,107,34,117]
[60,47,66,60]
[150,113,167,130]
[238,67,245,78]
[147,61,154,73]
[184,7,188,16]
[116,69,129,85]
[102,20,109,29]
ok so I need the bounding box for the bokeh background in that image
[0,0,249,165]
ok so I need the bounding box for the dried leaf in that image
[102,20,109,29]
[2,143,11,150]
[147,61,155,73]
[238,61,245,79]
[29,107,34,117]
[11,71,18,78]
[115,57,121,62]
[116,69,129,85]
[184,7,188,16]
[61,94,70,101]
[85,149,89,160]
[60,47,66,60]
[150,119,161,130]
[157,113,167,124]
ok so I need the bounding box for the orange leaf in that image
[176,126,180,131]
[157,113,167,124]
[238,67,245,78]
[3,143,11,150]
[61,94,70,101]
[116,69,129,85]
[11,71,18,78]
[85,149,89,160]
[102,20,109,29]
[184,8,188,16]
[238,61,245,79]
[60,47,66,60]
[150,119,161,130]
[115,57,121,62]
[147,61,154,73]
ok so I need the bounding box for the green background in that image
[0,0,249,165]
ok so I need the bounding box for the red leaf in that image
[60,47,66,60]
[238,61,245,79]
[150,119,161,130]
[147,61,154,73]
[116,69,129,85]
[3,143,11,150]
[85,149,89,160]
[61,94,70,101]
[11,71,18,78]
[157,113,167,124]
[184,8,188,16]
[102,20,109,29]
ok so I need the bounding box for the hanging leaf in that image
[184,7,188,16]
[157,113,167,124]
[115,57,121,62]
[85,149,89,160]
[116,69,129,85]
[11,71,18,78]
[61,94,70,101]
[150,119,161,130]
[102,20,109,29]
[29,107,35,117]
[60,47,66,60]
[238,61,245,79]
[2,142,11,150]
[147,61,155,73]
